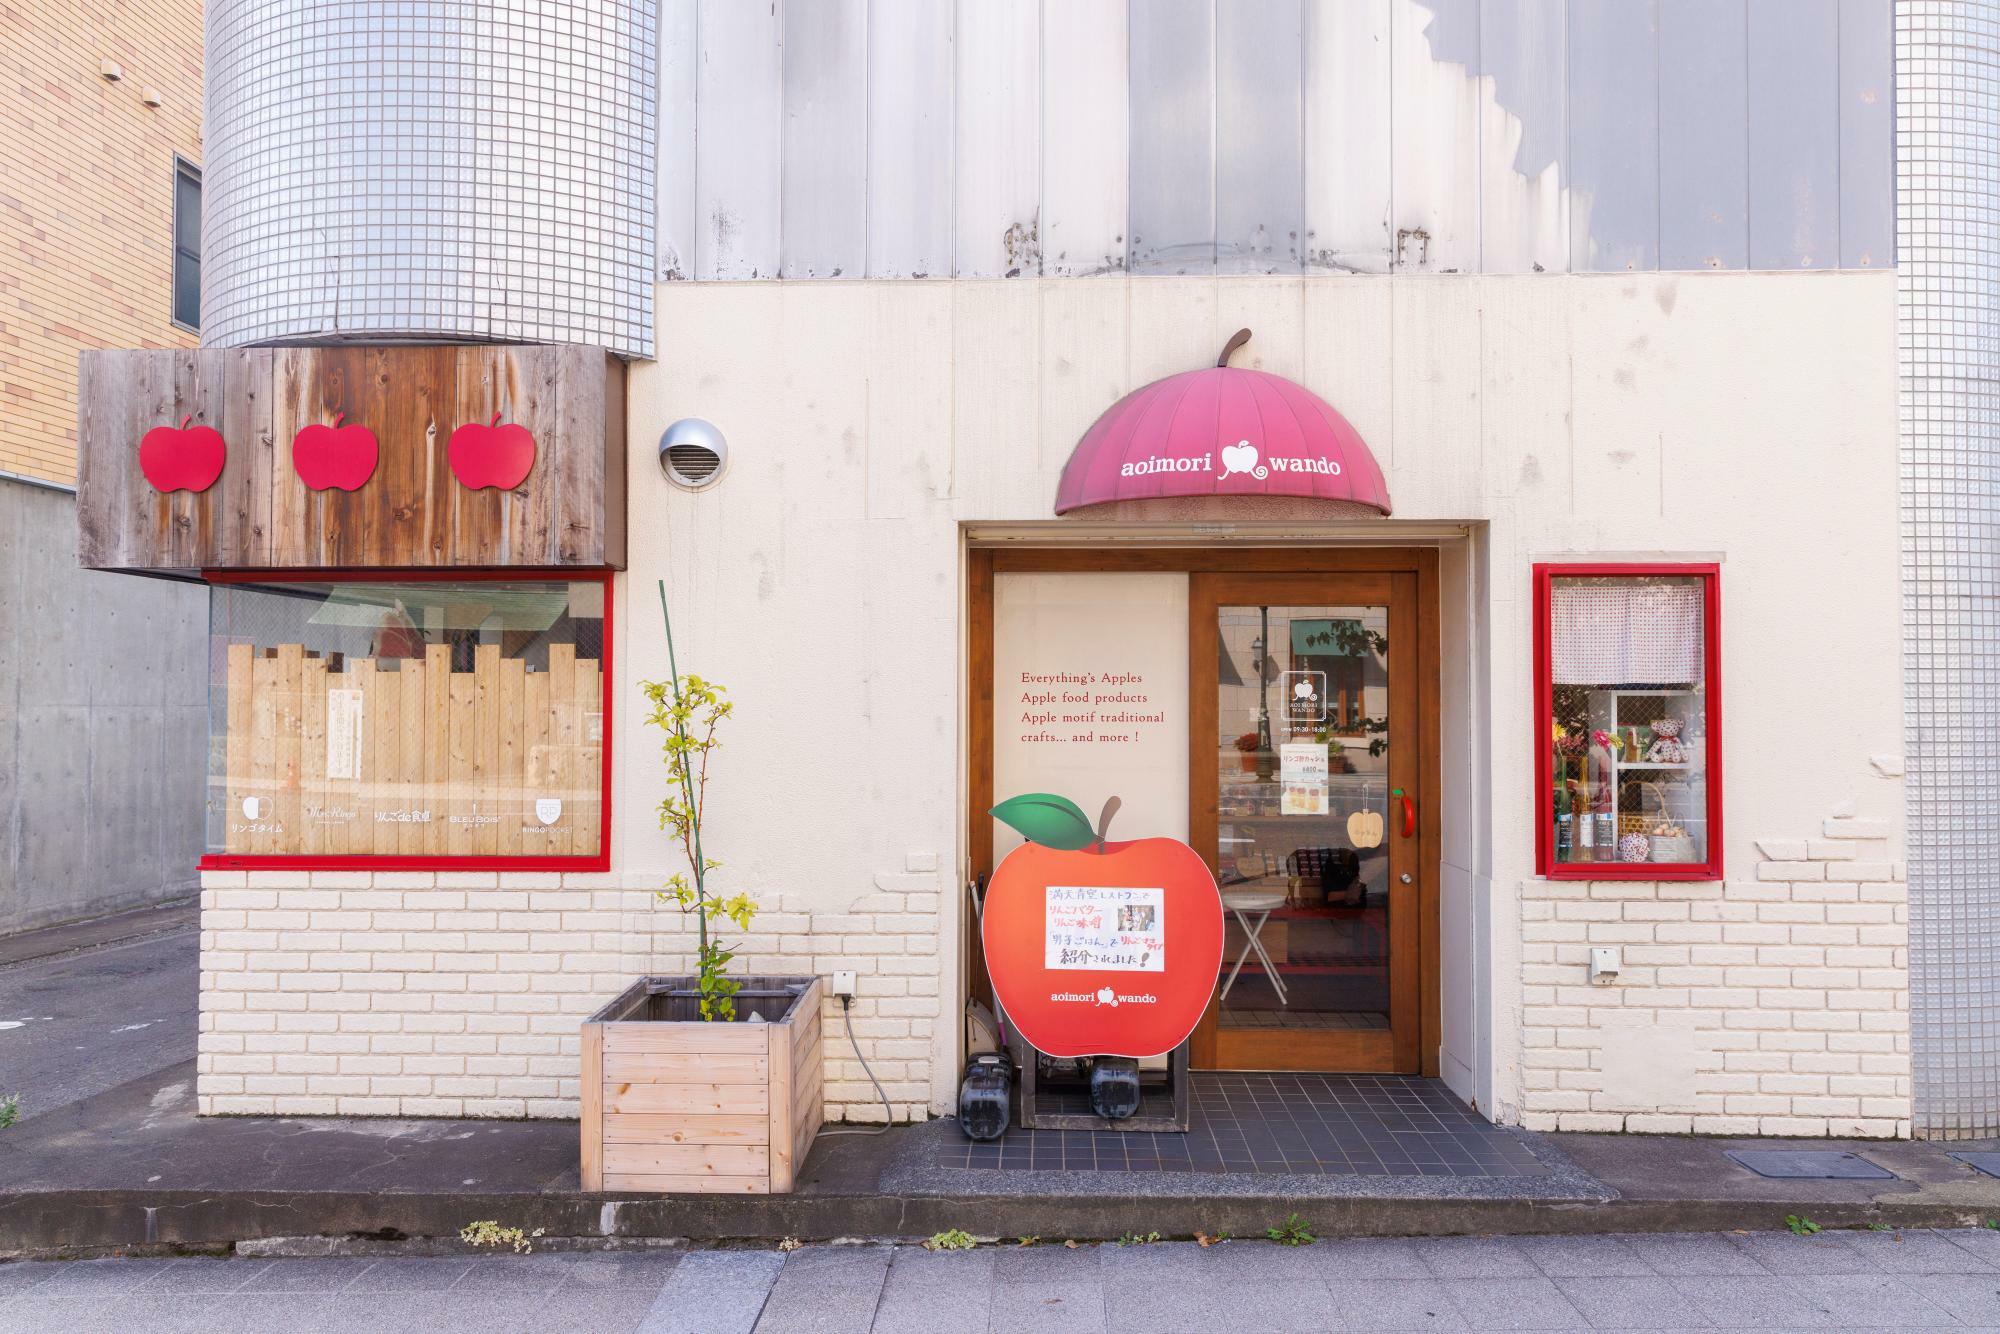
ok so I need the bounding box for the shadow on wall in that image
[0,477,207,935]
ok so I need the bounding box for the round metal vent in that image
[659,418,727,490]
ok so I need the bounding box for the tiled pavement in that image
[7,1229,2000,1332]
[936,1072,1549,1177]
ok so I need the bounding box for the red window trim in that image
[197,566,614,873]
[1532,562,1723,881]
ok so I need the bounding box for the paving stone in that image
[455,1253,579,1293]
[340,1256,477,1292]
[0,1294,144,1334]
[1413,1235,1539,1279]
[318,1291,533,1334]
[130,1256,267,1294]
[1095,1240,1206,1276]
[1436,1276,1587,1329]
[0,1261,61,1298]
[1732,1231,1885,1275]
[1103,1275,1336,1333]
[638,1249,784,1334]
[1664,1273,1827,1327]
[993,1242,1107,1280]
[559,1251,684,1291]
[1305,1238,1433,1281]
[1324,1278,1469,1331]
[1622,1232,1772,1276]
[1795,1273,1959,1326]
[752,1245,891,1334]
[527,1286,663,1334]
[1835,1227,2000,1274]
[26,1256,170,1295]
[1513,1233,1656,1278]
[1554,1276,1709,1328]
[117,1292,345,1334]
[232,1256,381,1293]
[989,1278,1106,1334]
[1907,1272,2000,1325]
[870,1246,997,1332]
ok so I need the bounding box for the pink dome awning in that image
[1053,330,1392,516]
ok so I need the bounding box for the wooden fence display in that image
[222,642,602,857]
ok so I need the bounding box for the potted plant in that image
[1233,731,1261,773]
[579,582,822,1195]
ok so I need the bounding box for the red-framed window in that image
[198,568,612,872]
[1533,563,1722,880]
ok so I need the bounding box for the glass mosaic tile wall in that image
[201,0,654,357]
[1899,0,2000,1138]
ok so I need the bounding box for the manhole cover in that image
[1724,1149,1895,1180]
[1951,1152,2000,1179]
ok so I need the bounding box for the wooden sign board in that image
[77,345,626,571]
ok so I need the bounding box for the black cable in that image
[815,995,894,1138]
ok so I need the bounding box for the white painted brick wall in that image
[1518,817,1911,1138]
[196,869,943,1122]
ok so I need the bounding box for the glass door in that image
[1190,573,1421,1073]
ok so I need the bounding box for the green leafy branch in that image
[642,581,754,1021]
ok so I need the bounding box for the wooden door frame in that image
[965,545,1442,1078]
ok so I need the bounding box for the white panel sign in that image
[993,572,1189,857]
[325,689,364,780]
[1045,886,1166,973]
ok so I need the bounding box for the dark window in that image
[172,158,201,330]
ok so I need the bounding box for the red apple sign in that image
[139,414,226,494]
[448,412,536,490]
[982,794,1223,1060]
[291,412,378,491]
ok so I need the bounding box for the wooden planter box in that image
[580,975,822,1195]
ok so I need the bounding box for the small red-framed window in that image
[1534,563,1722,880]
[198,568,612,872]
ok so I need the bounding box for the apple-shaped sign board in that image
[139,414,226,493]
[291,412,379,492]
[448,412,536,491]
[982,793,1223,1060]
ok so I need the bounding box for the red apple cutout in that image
[982,793,1223,1059]
[448,411,536,490]
[139,413,226,494]
[290,411,378,491]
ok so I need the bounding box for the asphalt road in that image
[9,1230,2000,1332]
[0,926,197,1124]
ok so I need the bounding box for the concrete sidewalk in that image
[10,1230,2000,1332]
[4,1054,2000,1257]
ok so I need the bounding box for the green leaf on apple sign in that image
[991,793,1097,850]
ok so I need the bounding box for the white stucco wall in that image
[196,270,1905,1130]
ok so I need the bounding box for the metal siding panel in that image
[659,0,699,280]
[1304,0,1392,273]
[955,0,1042,277]
[1041,1,1128,276]
[1480,0,1569,274]
[695,0,783,279]
[1747,0,1839,269]
[781,0,869,279]
[1390,0,1482,271]
[1129,0,1216,274]
[1217,0,1305,273]
[1838,0,1894,268]
[867,0,955,277]
[1658,0,1749,271]
[1567,0,1660,272]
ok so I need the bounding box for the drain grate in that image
[1724,1149,1895,1180]
[1951,1151,2000,1179]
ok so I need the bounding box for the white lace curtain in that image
[1550,579,1703,685]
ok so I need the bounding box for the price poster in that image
[1044,886,1166,973]
[1279,742,1329,815]
[325,689,365,780]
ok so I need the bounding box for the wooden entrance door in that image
[1188,572,1424,1073]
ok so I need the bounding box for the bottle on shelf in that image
[1575,779,1595,854]
[1555,778,1574,861]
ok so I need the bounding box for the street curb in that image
[4,1187,1998,1259]
[0,900,198,969]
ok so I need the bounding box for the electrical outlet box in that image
[1589,947,1621,983]
[832,970,857,998]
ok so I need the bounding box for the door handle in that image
[1390,787,1415,838]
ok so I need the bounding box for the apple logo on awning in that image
[139,414,226,494]
[449,412,537,491]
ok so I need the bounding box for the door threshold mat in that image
[1724,1149,1895,1180]
[1951,1151,2000,1179]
